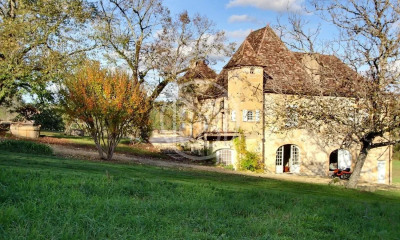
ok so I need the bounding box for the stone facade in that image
[179,27,392,184]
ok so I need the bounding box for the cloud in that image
[226,0,304,12]
[228,14,257,23]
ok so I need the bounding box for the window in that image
[220,100,224,110]
[291,145,299,165]
[250,67,255,74]
[247,111,254,121]
[243,110,260,122]
[276,147,283,166]
[216,149,233,165]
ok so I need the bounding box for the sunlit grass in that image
[393,160,400,184]
[40,131,167,159]
[1,150,399,239]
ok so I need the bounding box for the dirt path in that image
[50,144,400,192]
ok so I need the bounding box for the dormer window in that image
[250,67,255,74]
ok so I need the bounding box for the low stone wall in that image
[10,123,41,139]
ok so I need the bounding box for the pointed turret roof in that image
[219,27,311,94]
[224,38,265,68]
[179,60,217,83]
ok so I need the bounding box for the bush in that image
[240,151,261,172]
[0,139,53,155]
[12,104,65,131]
[393,144,400,161]
[234,130,264,172]
[32,108,65,131]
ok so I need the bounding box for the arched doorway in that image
[276,144,300,174]
[329,149,351,171]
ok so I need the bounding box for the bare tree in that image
[276,0,400,188]
[95,0,234,102]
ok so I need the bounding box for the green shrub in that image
[393,144,400,161]
[0,139,53,155]
[240,151,260,171]
[12,104,65,131]
[234,130,264,172]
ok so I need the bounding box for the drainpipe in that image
[262,72,266,168]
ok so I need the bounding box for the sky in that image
[163,0,336,71]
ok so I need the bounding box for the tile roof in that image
[179,60,218,83]
[293,53,364,97]
[202,26,363,98]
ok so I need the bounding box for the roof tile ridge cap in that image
[237,39,256,65]
[233,40,247,65]
[257,26,269,55]
[243,38,256,53]
[243,36,265,66]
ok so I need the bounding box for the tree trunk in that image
[106,142,116,161]
[346,143,371,189]
[94,140,106,160]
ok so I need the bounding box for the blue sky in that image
[164,0,295,42]
[163,0,336,71]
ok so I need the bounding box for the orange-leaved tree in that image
[62,61,149,160]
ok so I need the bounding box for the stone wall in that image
[10,123,41,139]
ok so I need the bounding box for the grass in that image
[1,151,400,239]
[0,139,53,155]
[39,131,167,159]
[393,160,400,184]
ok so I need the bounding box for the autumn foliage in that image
[62,61,149,160]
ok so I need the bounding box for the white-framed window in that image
[276,147,283,166]
[243,110,260,122]
[247,111,254,121]
[291,145,299,165]
[216,149,233,165]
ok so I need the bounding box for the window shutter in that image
[231,110,236,121]
[255,110,260,122]
[242,110,248,122]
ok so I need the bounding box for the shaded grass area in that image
[0,139,53,155]
[393,160,400,184]
[1,151,400,239]
[39,131,167,159]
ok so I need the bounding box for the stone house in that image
[179,26,392,184]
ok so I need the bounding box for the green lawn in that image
[1,151,400,239]
[39,131,167,159]
[393,160,400,184]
